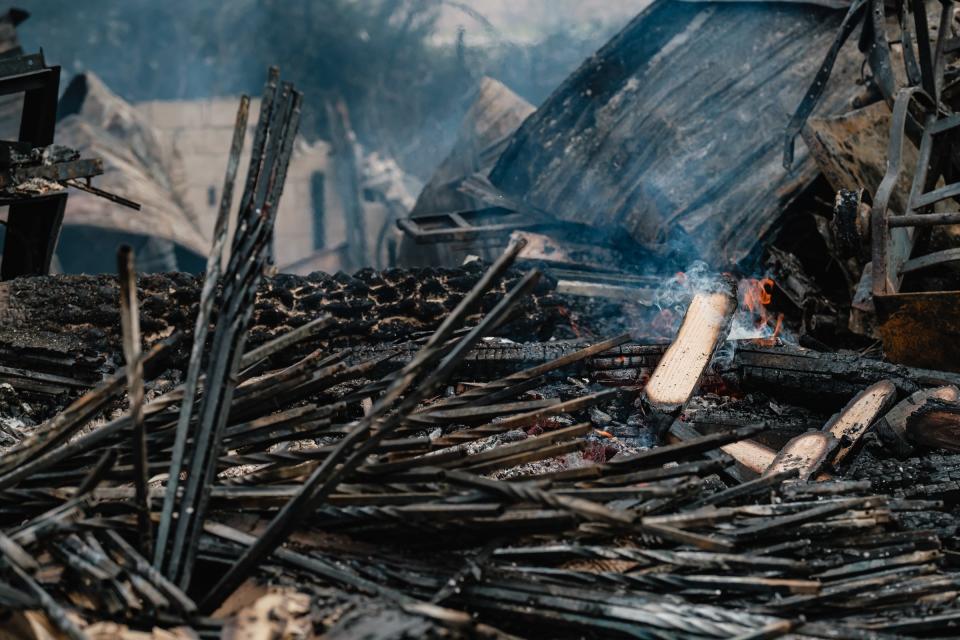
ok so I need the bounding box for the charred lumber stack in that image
[8,10,960,637]
[0,210,959,638]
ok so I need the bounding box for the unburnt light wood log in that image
[721,440,778,476]
[644,278,737,433]
[822,380,897,466]
[667,420,773,483]
[907,399,960,452]
[765,432,838,481]
[875,386,960,456]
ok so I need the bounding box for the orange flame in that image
[738,277,783,344]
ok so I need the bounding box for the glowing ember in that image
[650,308,677,338]
[557,306,586,338]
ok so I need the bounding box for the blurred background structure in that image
[7,0,650,274]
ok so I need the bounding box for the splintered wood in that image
[876,386,960,454]
[766,432,837,480]
[644,282,737,420]
[822,380,897,465]
[908,399,960,451]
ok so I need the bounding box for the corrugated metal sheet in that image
[488,0,864,268]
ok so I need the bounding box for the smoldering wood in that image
[874,386,959,456]
[765,432,838,481]
[822,380,897,465]
[906,399,960,452]
[3,11,960,638]
[643,282,738,424]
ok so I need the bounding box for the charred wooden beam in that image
[869,386,958,458]
[906,399,960,452]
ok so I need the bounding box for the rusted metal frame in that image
[898,1,921,88]
[907,122,937,213]
[153,95,250,571]
[117,245,150,559]
[166,84,301,588]
[0,53,45,79]
[866,0,898,103]
[197,241,529,613]
[783,0,868,168]
[900,246,960,273]
[925,111,960,135]
[910,0,936,99]
[1,192,66,279]
[931,0,953,107]
[0,54,64,281]
[909,176,960,209]
[871,87,935,295]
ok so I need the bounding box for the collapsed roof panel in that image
[488,0,865,268]
[411,77,534,218]
[54,72,208,259]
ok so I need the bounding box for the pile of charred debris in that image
[8,2,960,639]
